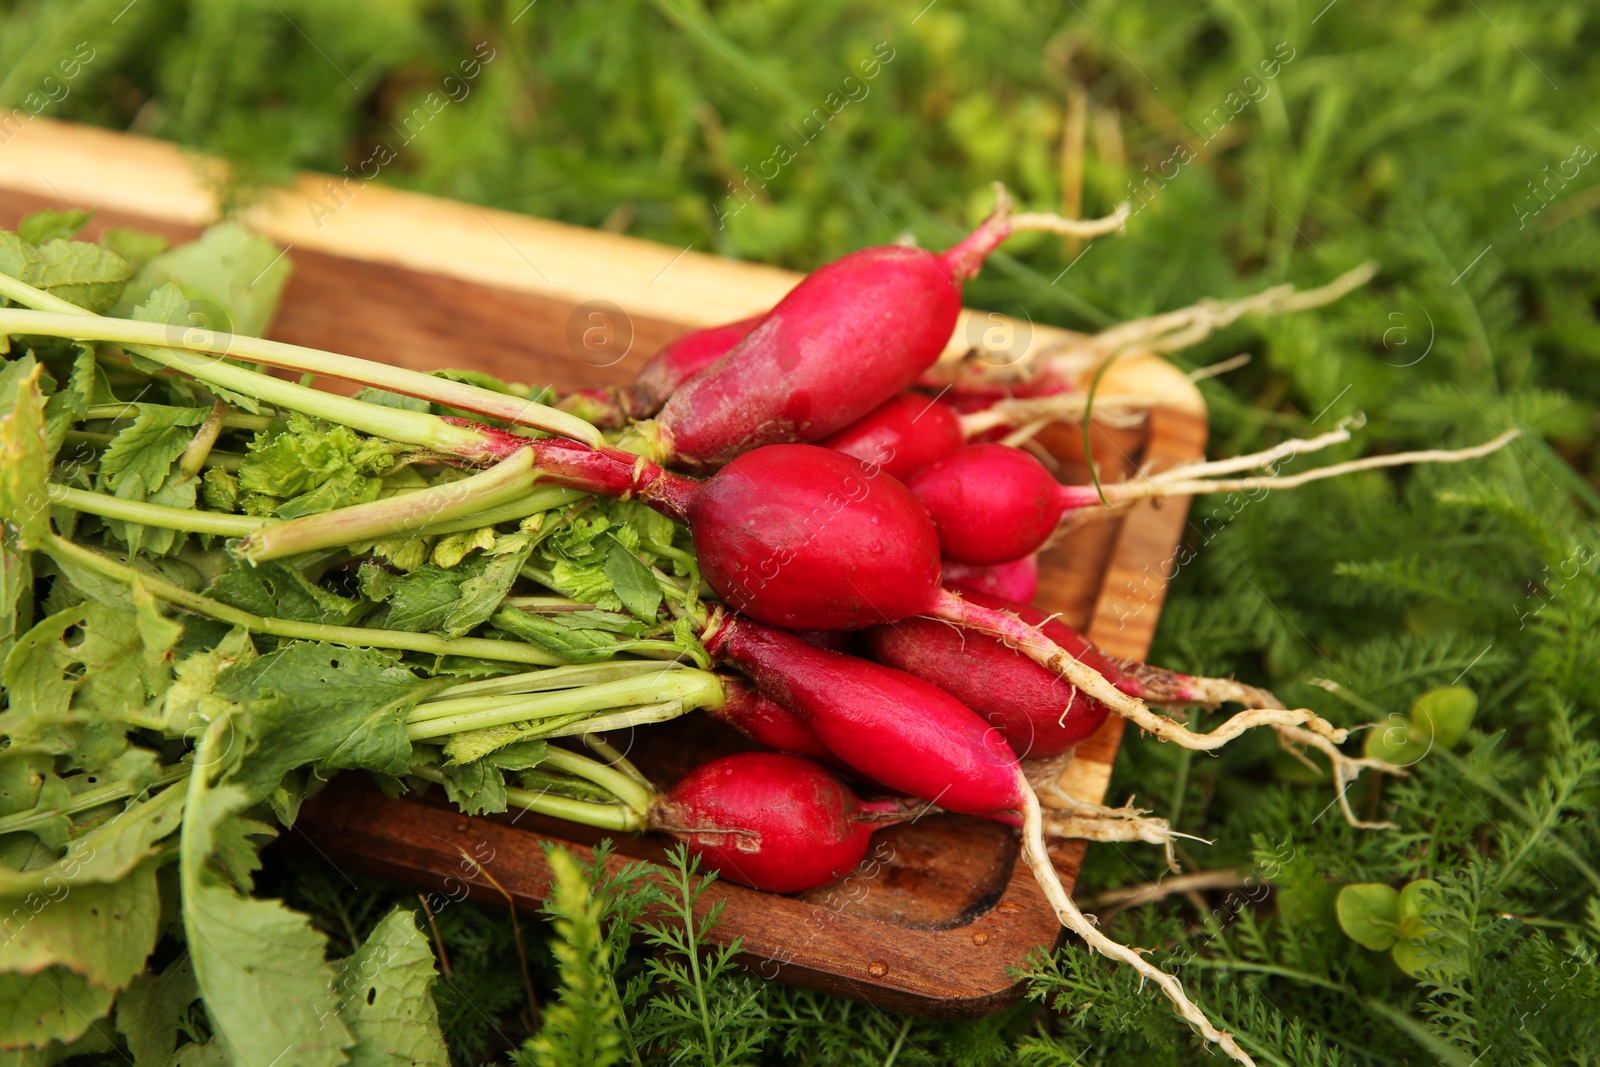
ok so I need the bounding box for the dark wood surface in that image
[0,128,1208,1017]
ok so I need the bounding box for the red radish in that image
[909,443,1093,565]
[864,616,1109,758]
[703,613,1026,822]
[687,445,941,629]
[638,190,1129,470]
[911,427,1524,567]
[658,752,902,893]
[704,674,840,764]
[250,440,1335,753]
[819,392,964,481]
[557,314,765,428]
[942,554,1039,602]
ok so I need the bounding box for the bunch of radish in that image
[1,184,1518,1067]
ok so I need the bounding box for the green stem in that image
[428,661,685,701]
[177,402,228,480]
[237,450,538,562]
[85,403,276,431]
[1183,959,1350,993]
[0,274,603,448]
[500,596,595,612]
[539,701,688,737]
[48,484,269,536]
[44,534,564,666]
[542,747,657,815]
[405,669,724,739]
[411,765,646,832]
[0,767,191,837]
[420,487,589,536]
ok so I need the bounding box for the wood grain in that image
[0,120,1208,1017]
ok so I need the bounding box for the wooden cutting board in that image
[0,118,1206,1018]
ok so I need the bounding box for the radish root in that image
[934,589,1344,751]
[1018,772,1256,1066]
[1105,428,1521,504]
[1275,723,1407,830]
[958,393,1149,439]
[933,261,1377,388]
[1041,795,1206,873]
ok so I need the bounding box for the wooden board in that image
[0,119,1207,1018]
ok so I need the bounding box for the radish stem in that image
[428,661,682,701]
[47,484,270,536]
[0,271,604,447]
[405,670,725,740]
[411,765,646,831]
[1017,770,1256,1066]
[43,534,565,665]
[237,449,539,561]
[0,306,500,458]
[176,402,228,481]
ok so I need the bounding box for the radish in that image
[683,622,1256,1064]
[821,389,1147,485]
[557,314,765,428]
[818,391,965,481]
[864,588,1289,757]
[420,749,904,894]
[248,440,1328,755]
[704,674,840,765]
[864,616,1109,758]
[655,752,904,894]
[913,426,1523,566]
[632,188,1129,470]
[942,554,1040,602]
[702,611,1025,821]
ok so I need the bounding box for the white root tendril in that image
[1142,416,1363,483]
[1157,673,1290,713]
[1103,428,1521,503]
[942,261,1377,386]
[1041,795,1208,873]
[958,393,1149,439]
[1275,723,1407,830]
[991,180,1134,240]
[1018,772,1256,1067]
[939,591,1344,751]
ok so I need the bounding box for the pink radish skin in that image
[942,554,1040,602]
[704,614,1025,822]
[909,443,1101,565]
[557,314,766,428]
[636,315,767,402]
[819,392,964,482]
[704,675,841,765]
[688,444,942,630]
[865,616,1109,758]
[659,752,900,893]
[651,201,1071,470]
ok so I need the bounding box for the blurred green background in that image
[5,0,1597,1063]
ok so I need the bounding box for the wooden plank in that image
[0,119,1209,1017]
[0,118,1204,411]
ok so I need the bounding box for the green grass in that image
[6,0,1598,1062]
